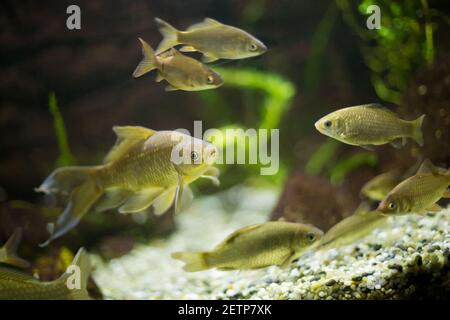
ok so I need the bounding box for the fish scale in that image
[343,108,410,141]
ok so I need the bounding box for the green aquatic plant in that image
[329,152,377,185]
[198,68,295,187]
[302,1,339,102]
[305,139,378,185]
[304,139,340,175]
[212,67,296,129]
[337,0,437,104]
[48,92,76,167]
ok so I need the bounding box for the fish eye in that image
[207,75,214,84]
[306,233,316,242]
[388,202,396,210]
[191,151,199,162]
[249,43,258,51]
[324,120,332,128]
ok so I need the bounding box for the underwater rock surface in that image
[92,187,449,300]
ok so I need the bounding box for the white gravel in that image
[91,186,450,300]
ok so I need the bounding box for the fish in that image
[377,160,450,215]
[133,38,223,91]
[171,221,323,272]
[0,228,30,269]
[0,248,91,300]
[314,103,425,149]
[313,203,388,250]
[36,126,220,246]
[360,170,401,201]
[154,17,267,62]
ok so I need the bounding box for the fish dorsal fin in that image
[187,18,222,31]
[1,228,30,269]
[216,224,262,249]
[3,228,22,256]
[362,103,396,115]
[104,126,156,163]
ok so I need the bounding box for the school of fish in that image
[134,17,267,91]
[1,14,448,301]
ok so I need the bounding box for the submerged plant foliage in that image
[337,0,438,104]
[198,68,295,186]
[305,139,378,185]
[48,92,76,167]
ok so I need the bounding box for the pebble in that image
[91,187,450,300]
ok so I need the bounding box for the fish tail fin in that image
[2,228,30,269]
[56,248,92,300]
[171,251,210,272]
[36,166,103,247]
[411,114,425,147]
[133,38,158,78]
[154,17,179,54]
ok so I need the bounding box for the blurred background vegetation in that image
[0,0,449,281]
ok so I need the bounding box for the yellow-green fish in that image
[315,104,425,149]
[37,126,220,246]
[0,248,91,300]
[313,203,387,250]
[172,221,323,272]
[0,228,30,269]
[360,170,401,201]
[154,17,267,62]
[377,160,450,215]
[133,38,223,91]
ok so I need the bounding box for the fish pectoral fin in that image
[186,18,222,31]
[118,188,164,214]
[152,187,176,216]
[174,175,184,214]
[200,167,220,186]
[180,185,194,212]
[390,139,404,149]
[200,175,220,186]
[361,145,375,151]
[94,189,131,212]
[165,84,179,92]
[279,251,296,269]
[179,46,197,53]
[104,126,156,163]
[155,72,164,82]
[426,203,442,213]
[202,54,219,63]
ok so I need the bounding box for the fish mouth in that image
[314,120,323,132]
[259,42,268,53]
[376,203,388,214]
